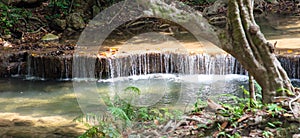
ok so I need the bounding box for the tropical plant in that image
[78,86,183,137]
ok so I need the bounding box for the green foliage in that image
[124,86,141,95]
[217,123,242,138]
[0,2,32,35]
[240,85,263,109]
[78,122,120,138]
[49,0,71,14]
[276,87,295,96]
[75,113,120,138]
[79,86,183,137]
[266,103,286,117]
[197,85,285,137]
[267,121,282,128]
[198,85,285,138]
[262,130,274,138]
[218,131,241,138]
[46,0,79,19]
[194,98,207,112]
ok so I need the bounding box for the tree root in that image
[28,17,45,25]
[289,93,300,118]
[27,26,47,34]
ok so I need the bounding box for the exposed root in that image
[289,93,300,118]
[27,26,47,34]
[28,17,45,25]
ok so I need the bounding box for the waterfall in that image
[278,55,300,79]
[21,52,300,80]
[26,55,32,78]
[101,53,246,79]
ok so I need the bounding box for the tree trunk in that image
[221,0,294,103]
[249,74,256,101]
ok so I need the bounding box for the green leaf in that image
[276,88,295,96]
[267,122,276,128]
[108,106,131,121]
[124,86,141,95]
[240,86,249,96]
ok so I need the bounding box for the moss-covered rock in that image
[66,13,85,30]
[41,33,59,41]
[53,19,67,31]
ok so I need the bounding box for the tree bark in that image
[221,0,294,103]
[249,74,256,101]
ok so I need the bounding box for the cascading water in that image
[103,53,246,79]
[278,55,300,79]
[9,51,299,80]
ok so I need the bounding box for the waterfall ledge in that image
[1,50,300,80]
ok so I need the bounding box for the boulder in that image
[53,19,67,31]
[41,33,59,42]
[66,13,85,30]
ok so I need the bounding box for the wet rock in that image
[41,33,59,42]
[13,119,34,126]
[53,127,82,137]
[66,13,85,30]
[0,119,13,127]
[53,19,67,31]
[4,129,38,138]
[0,51,28,77]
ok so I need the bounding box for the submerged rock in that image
[13,119,34,126]
[0,113,86,137]
[0,119,13,127]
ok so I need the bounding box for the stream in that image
[0,74,249,118]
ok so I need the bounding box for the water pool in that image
[0,74,251,119]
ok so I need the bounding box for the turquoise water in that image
[0,74,251,120]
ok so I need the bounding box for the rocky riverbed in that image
[0,113,86,137]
